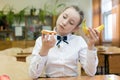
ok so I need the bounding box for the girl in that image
[29,5,99,79]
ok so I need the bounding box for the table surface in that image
[99,51,120,55]
[12,53,31,57]
[38,75,120,80]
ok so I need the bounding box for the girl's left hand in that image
[87,28,99,50]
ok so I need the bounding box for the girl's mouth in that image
[59,24,65,30]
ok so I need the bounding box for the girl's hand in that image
[40,33,56,56]
[87,28,99,50]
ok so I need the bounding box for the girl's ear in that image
[72,26,80,32]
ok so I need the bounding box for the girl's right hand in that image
[40,33,56,56]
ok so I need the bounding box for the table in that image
[38,75,120,80]
[99,51,120,74]
[13,53,31,62]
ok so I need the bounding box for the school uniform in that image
[29,34,98,78]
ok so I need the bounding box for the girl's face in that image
[56,7,80,36]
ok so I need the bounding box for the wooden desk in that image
[13,53,31,62]
[99,52,120,74]
[38,75,120,80]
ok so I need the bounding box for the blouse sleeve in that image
[29,37,47,79]
[78,38,98,76]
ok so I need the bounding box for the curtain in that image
[111,0,120,47]
[92,0,103,45]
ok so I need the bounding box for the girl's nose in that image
[62,19,68,26]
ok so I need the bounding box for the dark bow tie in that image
[56,36,69,46]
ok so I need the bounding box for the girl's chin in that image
[58,32,67,36]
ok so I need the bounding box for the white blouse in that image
[29,34,98,79]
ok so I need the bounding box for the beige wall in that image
[0,0,92,27]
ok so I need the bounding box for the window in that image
[101,0,112,42]
[103,11,112,42]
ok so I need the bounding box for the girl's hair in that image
[63,5,84,26]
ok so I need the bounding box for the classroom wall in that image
[0,0,92,27]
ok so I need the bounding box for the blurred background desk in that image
[13,53,31,62]
[99,51,120,74]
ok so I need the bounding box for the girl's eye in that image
[63,15,67,19]
[69,21,74,25]
[63,14,67,19]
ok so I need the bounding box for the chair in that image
[96,46,107,74]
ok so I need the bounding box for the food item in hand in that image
[82,20,89,35]
[41,30,57,35]
[95,24,104,32]
[82,20,104,35]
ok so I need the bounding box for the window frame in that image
[103,10,112,42]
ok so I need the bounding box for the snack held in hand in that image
[95,24,104,32]
[41,30,57,35]
[82,20,89,35]
[82,20,104,35]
